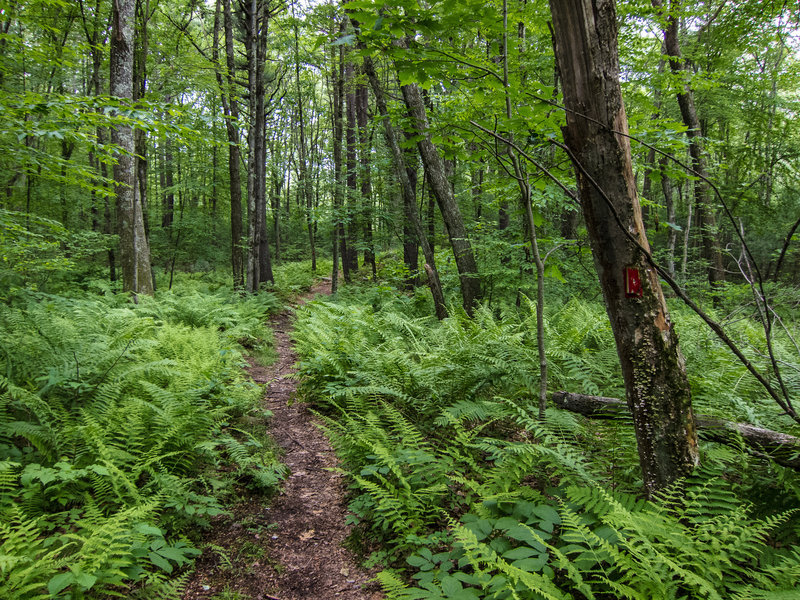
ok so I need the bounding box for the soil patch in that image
[182,281,383,600]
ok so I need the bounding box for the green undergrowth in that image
[0,282,286,598]
[292,286,800,600]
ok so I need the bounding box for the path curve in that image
[183,281,383,600]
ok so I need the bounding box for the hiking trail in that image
[182,281,383,600]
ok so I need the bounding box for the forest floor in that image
[182,280,384,600]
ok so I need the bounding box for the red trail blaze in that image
[625,267,643,298]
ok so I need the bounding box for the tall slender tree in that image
[652,0,725,291]
[111,0,154,298]
[291,5,316,273]
[400,78,482,315]
[214,0,245,289]
[241,0,274,292]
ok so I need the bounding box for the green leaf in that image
[134,523,163,537]
[464,518,493,541]
[441,575,462,596]
[74,571,97,590]
[505,525,547,552]
[149,551,173,573]
[398,69,417,87]
[544,263,566,283]
[532,505,560,525]
[156,545,194,565]
[511,556,548,572]
[88,464,110,476]
[48,572,74,596]
[502,546,538,560]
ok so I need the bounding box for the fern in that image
[0,288,284,597]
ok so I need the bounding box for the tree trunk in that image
[243,0,273,292]
[661,155,677,278]
[553,391,800,470]
[255,9,272,286]
[111,0,153,299]
[653,0,725,291]
[134,0,151,247]
[501,0,547,420]
[399,79,482,315]
[362,54,447,320]
[162,136,175,232]
[403,158,420,289]
[292,11,316,273]
[331,20,345,292]
[344,59,359,276]
[214,0,244,289]
[356,64,376,278]
[549,0,699,495]
[681,177,692,282]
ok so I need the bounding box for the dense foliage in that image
[292,284,800,599]
[0,276,284,598]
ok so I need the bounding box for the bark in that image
[331,21,345,292]
[255,11,272,287]
[80,0,113,274]
[269,129,284,262]
[661,155,677,278]
[292,11,316,273]
[550,0,699,495]
[426,180,435,255]
[134,0,150,244]
[471,162,484,221]
[111,0,153,298]
[344,59,359,275]
[640,147,656,230]
[400,80,482,315]
[681,177,692,282]
[161,136,175,231]
[553,392,800,470]
[242,0,273,292]
[362,54,448,320]
[356,64,376,278]
[220,0,244,289]
[59,140,75,229]
[498,199,510,231]
[653,0,725,290]
[403,158,420,288]
[772,215,800,283]
[244,0,260,292]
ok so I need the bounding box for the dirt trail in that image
[182,281,383,600]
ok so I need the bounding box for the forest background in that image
[2,0,800,598]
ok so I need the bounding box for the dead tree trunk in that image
[549,0,699,495]
[553,391,800,470]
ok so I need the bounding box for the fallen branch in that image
[552,391,800,470]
